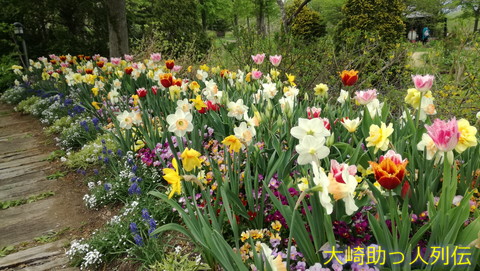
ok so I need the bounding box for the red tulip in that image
[340,70,359,86]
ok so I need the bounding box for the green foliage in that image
[286,0,326,40]
[0,0,108,58]
[147,0,211,59]
[149,251,210,271]
[0,85,29,104]
[0,53,18,91]
[0,191,55,210]
[46,171,66,180]
[65,134,117,169]
[14,95,40,114]
[336,0,406,51]
[45,116,74,135]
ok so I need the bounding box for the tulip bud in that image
[326,133,335,147]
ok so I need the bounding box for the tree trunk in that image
[256,0,267,36]
[199,0,207,30]
[105,0,129,57]
[474,9,479,32]
[276,0,288,33]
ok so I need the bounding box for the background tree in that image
[106,0,129,57]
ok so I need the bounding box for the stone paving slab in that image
[0,197,67,247]
[0,103,80,270]
[0,239,74,270]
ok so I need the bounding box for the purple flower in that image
[128,182,141,195]
[130,222,139,233]
[133,234,143,246]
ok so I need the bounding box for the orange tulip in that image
[369,151,408,190]
[160,73,173,88]
[340,70,359,86]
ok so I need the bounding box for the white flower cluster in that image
[81,249,102,269]
[66,239,89,259]
[108,200,139,225]
[83,194,97,209]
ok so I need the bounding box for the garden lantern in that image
[13,22,29,68]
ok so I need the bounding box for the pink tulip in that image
[412,74,434,92]
[330,160,357,184]
[251,70,263,80]
[172,65,182,72]
[150,53,162,62]
[92,54,101,61]
[380,150,407,165]
[425,118,459,152]
[354,89,377,105]
[269,55,282,66]
[110,57,121,65]
[251,53,265,65]
[124,54,134,62]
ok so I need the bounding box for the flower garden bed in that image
[2,54,479,271]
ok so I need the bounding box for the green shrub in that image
[65,134,117,169]
[336,0,406,51]
[286,0,326,41]
[15,96,40,114]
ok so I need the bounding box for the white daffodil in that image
[419,96,436,122]
[166,109,194,137]
[283,86,299,99]
[341,117,361,133]
[417,133,444,164]
[290,118,331,141]
[295,135,330,165]
[342,168,359,215]
[117,111,134,129]
[196,69,208,81]
[107,89,120,104]
[365,98,383,118]
[337,89,349,104]
[328,167,358,215]
[261,82,278,99]
[227,99,248,120]
[279,96,294,113]
[234,122,256,146]
[176,98,192,113]
[311,161,333,215]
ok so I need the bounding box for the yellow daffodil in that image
[189,81,201,93]
[163,158,182,199]
[134,140,145,152]
[270,68,280,80]
[91,87,99,96]
[200,64,209,72]
[180,148,202,172]
[222,135,242,153]
[365,122,394,153]
[91,101,101,110]
[169,85,181,100]
[404,88,433,108]
[314,83,329,97]
[286,73,296,86]
[455,119,477,153]
[131,94,139,106]
[189,95,207,110]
